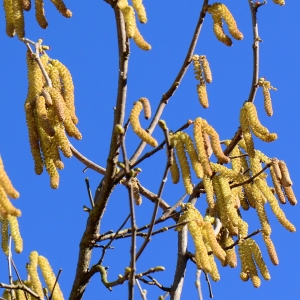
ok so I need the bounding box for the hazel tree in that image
[0,1,299,299]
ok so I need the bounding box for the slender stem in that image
[49,269,62,300]
[69,4,129,299]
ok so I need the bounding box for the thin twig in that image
[70,144,106,175]
[195,270,203,300]
[204,272,213,298]
[98,213,130,265]
[85,178,94,208]
[136,279,147,300]
[49,269,62,300]
[136,122,171,260]
[11,259,29,300]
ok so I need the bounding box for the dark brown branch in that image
[69,5,129,300]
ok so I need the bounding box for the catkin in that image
[270,165,286,204]
[27,251,44,298]
[194,118,212,176]
[3,0,15,37]
[278,160,292,187]
[132,27,151,50]
[12,0,25,38]
[8,215,23,253]
[200,56,212,83]
[0,157,19,199]
[132,0,147,23]
[38,255,64,300]
[272,0,285,6]
[262,233,279,265]
[130,101,158,147]
[1,217,9,255]
[22,0,31,10]
[283,186,297,206]
[50,0,72,17]
[175,138,193,194]
[138,97,151,119]
[35,0,48,29]
[240,106,255,157]
[131,177,142,205]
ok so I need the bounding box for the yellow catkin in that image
[283,186,297,206]
[38,255,64,300]
[197,82,209,109]
[262,84,273,117]
[272,0,285,6]
[27,251,44,298]
[45,87,65,122]
[240,106,255,157]
[200,56,212,83]
[36,96,55,137]
[278,160,292,187]
[180,132,203,179]
[0,157,19,199]
[50,0,72,17]
[203,222,226,263]
[201,119,230,164]
[48,64,61,92]
[132,27,151,50]
[1,217,9,255]
[247,239,271,281]
[121,5,136,38]
[42,88,53,106]
[202,131,213,158]
[169,146,180,184]
[175,138,193,195]
[50,59,78,124]
[255,179,296,232]
[117,0,128,10]
[24,102,44,175]
[3,0,15,37]
[218,176,239,227]
[35,0,48,28]
[22,0,31,10]
[130,101,158,147]
[54,121,72,158]
[223,234,237,268]
[0,187,21,217]
[210,11,232,46]
[243,183,257,209]
[12,0,25,38]
[203,175,215,214]
[194,118,212,176]
[192,55,201,80]
[252,184,271,236]
[239,240,261,288]
[270,166,286,204]
[8,215,23,253]
[271,158,282,180]
[138,97,151,119]
[131,177,142,205]
[262,233,279,265]
[132,0,147,23]
[244,102,277,142]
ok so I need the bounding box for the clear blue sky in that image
[0,1,299,299]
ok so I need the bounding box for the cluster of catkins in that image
[2,251,64,300]
[117,0,151,50]
[0,157,23,256]
[192,55,212,108]
[25,47,81,189]
[174,101,296,287]
[206,3,243,46]
[3,0,72,39]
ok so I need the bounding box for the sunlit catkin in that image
[133,27,151,50]
[50,0,72,18]
[272,0,285,6]
[22,0,31,10]
[8,215,23,253]
[121,5,136,38]
[180,132,203,179]
[278,160,292,187]
[0,187,21,217]
[130,101,158,147]
[132,0,147,23]
[131,177,142,205]
[138,97,151,119]
[12,0,25,38]
[35,0,48,28]
[203,175,215,214]
[243,102,277,142]
[210,10,232,46]
[3,0,15,37]
[0,157,19,199]
[50,59,78,124]
[28,251,44,298]
[262,233,279,265]
[240,106,255,157]
[194,118,212,176]
[38,255,64,300]
[200,56,212,83]
[175,137,193,194]
[256,179,296,232]
[283,186,297,206]
[270,165,286,204]
[1,217,9,255]
[201,119,230,164]
[36,95,55,137]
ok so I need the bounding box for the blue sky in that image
[0,1,299,299]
